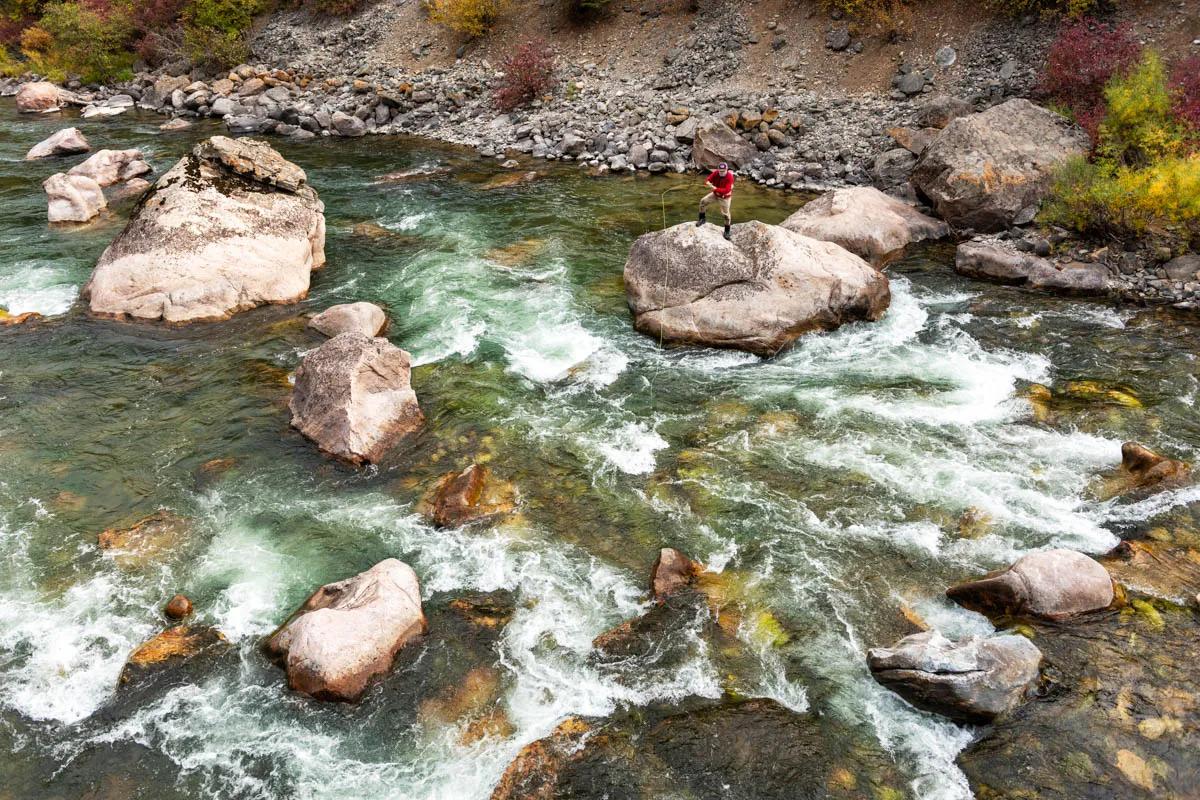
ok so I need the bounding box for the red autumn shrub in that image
[1039,18,1141,141]
[493,38,557,112]
[1172,55,1200,132]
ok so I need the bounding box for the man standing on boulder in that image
[697,162,735,240]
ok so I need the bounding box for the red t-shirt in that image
[707,170,735,197]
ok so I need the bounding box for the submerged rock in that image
[25,127,90,160]
[264,559,426,702]
[947,548,1115,620]
[650,547,703,601]
[868,630,1042,722]
[308,301,388,338]
[289,332,423,464]
[624,221,890,356]
[83,136,325,323]
[97,512,190,569]
[1102,442,1191,499]
[421,464,518,528]
[955,241,1107,295]
[43,173,106,223]
[118,625,228,693]
[781,186,949,267]
[67,149,151,188]
[0,309,43,326]
[911,98,1089,232]
[164,594,193,620]
[691,116,757,169]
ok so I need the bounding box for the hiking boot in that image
[696,213,706,227]
[723,224,732,240]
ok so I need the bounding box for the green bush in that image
[181,0,267,67]
[1097,51,1188,166]
[26,1,135,82]
[1042,50,1200,246]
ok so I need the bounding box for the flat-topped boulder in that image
[624,221,890,356]
[948,548,1115,620]
[308,302,388,338]
[955,240,1107,295]
[911,98,1089,232]
[82,136,325,323]
[868,630,1042,722]
[265,559,426,702]
[781,186,950,267]
[25,127,90,160]
[289,332,423,464]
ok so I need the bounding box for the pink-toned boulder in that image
[43,173,106,223]
[68,149,151,188]
[15,81,71,113]
[947,548,1115,620]
[289,333,423,464]
[308,302,388,338]
[650,548,703,600]
[264,559,426,701]
[25,127,90,160]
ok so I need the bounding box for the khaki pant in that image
[699,192,732,223]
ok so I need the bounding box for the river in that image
[2,102,1198,799]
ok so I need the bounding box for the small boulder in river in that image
[650,547,703,600]
[164,594,193,620]
[867,630,1042,722]
[264,559,426,702]
[691,117,758,169]
[68,149,151,188]
[911,98,1089,232]
[308,302,388,338]
[1104,441,1191,498]
[25,127,90,160]
[289,332,423,464]
[781,186,949,267]
[421,463,517,528]
[947,548,1115,620]
[83,136,326,323]
[955,240,1107,295]
[15,81,74,113]
[623,221,890,356]
[43,173,106,223]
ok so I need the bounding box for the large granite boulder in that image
[25,127,90,160]
[43,173,106,223]
[948,549,1115,620]
[624,221,890,356]
[289,333,423,464]
[868,630,1042,722]
[264,559,426,702]
[82,136,325,323]
[68,149,151,188]
[308,301,388,338]
[691,117,758,169]
[955,241,1107,295]
[781,186,950,267]
[911,99,1089,232]
[15,81,75,113]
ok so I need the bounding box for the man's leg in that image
[720,196,732,240]
[697,192,714,226]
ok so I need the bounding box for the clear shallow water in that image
[2,102,1200,799]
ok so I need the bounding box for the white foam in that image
[590,421,668,475]
[0,261,78,316]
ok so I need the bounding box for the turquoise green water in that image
[2,103,1199,799]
